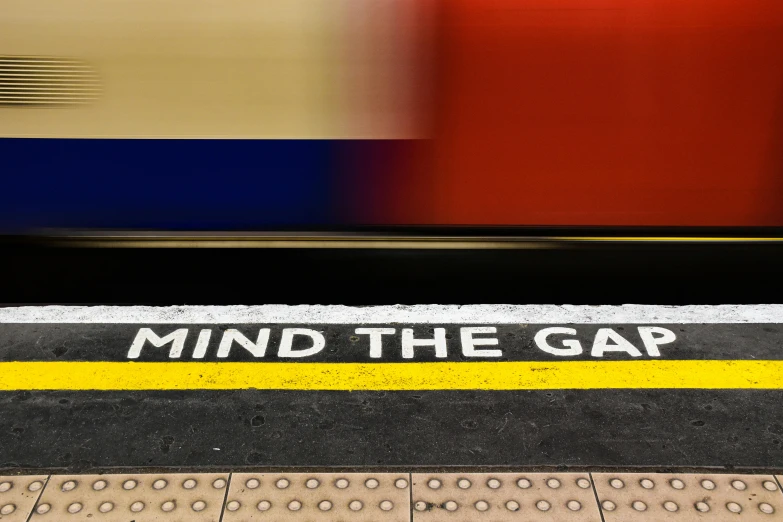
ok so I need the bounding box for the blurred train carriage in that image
[2,0,783,232]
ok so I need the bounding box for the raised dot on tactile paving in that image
[414,501,427,512]
[226,501,240,512]
[276,478,290,489]
[183,479,197,489]
[92,480,107,491]
[365,478,379,489]
[475,500,489,512]
[28,481,43,492]
[640,479,655,489]
[487,478,501,489]
[670,479,685,490]
[633,501,647,512]
[664,501,679,512]
[0,482,11,492]
[763,481,778,491]
[192,500,206,512]
[568,500,582,511]
[336,478,349,489]
[153,479,167,490]
[760,503,775,514]
[349,500,363,511]
[123,479,138,490]
[68,502,82,514]
[257,500,271,511]
[380,500,394,511]
[131,501,145,512]
[458,478,472,489]
[444,501,458,512]
[577,478,591,489]
[288,500,302,511]
[428,479,442,489]
[395,478,408,489]
[506,500,520,511]
[319,500,332,511]
[0,505,15,515]
[695,501,710,512]
[213,478,226,489]
[246,478,260,489]
[36,503,51,514]
[727,502,742,513]
[99,502,113,513]
[161,501,176,512]
[306,478,320,489]
[610,478,624,489]
[547,478,561,489]
[62,480,77,491]
[732,480,747,491]
[701,479,716,490]
[602,500,616,511]
[517,478,531,489]
[537,500,551,511]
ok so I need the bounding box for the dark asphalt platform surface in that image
[1,388,780,473]
[1,322,782,473]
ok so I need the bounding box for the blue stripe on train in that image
[1,139,340,230]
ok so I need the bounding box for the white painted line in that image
[0,304,782,324]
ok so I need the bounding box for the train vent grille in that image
[0,56,101,107]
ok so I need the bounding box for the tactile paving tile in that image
[0,475,48,522]
[411,472,601,521]
[28,472,229,521]
[593,472,783,520]
[222,472,410,521]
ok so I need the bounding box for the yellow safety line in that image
[1,360,781,391]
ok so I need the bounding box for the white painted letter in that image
[278,328,326,358]
[401,328,447,359]
[637,326,676,356]
[128,328,188,359]
[192,329,213,359]
[534,327,583,356]
[591,328,642,357]
[460,327,501,357]
[217,329,270,358]
[355,328,396,358]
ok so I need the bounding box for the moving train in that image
[2,0,783,232]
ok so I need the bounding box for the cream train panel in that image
[0,0,427,138]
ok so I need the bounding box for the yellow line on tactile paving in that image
[1,360,782,391]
